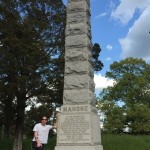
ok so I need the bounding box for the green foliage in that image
[126,104,150,134]
[0,0,66,147]
[92,43,104,72]
[98,58,150,134]
[101,102,125,133]
[0,0,66,105]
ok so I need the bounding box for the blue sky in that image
[62,0,150,94]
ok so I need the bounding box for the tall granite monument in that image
[55,0,103,150]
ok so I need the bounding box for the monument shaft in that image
[55,0,103,149]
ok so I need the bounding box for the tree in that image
[0,0,66,149]
[0,1,104,148]
[97,96,126,134]
[98,58,150,134]
[92,43,104,72]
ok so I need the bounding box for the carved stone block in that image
[63,89,95,105]
[56,111,102,145]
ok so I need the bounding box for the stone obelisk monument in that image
[55,0,103,150]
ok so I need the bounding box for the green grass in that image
[0,136,56,150]
[102,134,150,150]
[22,136,56,150]
[0,135,150,150]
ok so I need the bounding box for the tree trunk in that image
[3,95,14,140]
[2,125,4,140]
[2,125,10,140]
[13,122,23,150]
[13,97,26,150]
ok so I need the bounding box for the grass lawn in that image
[102,134,150,150]
[0,134,150,150]
[0,136,56,150]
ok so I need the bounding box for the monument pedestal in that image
[55,105,103,150]
[55,145,103,150]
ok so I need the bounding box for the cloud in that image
[119,6,150,60]
[105,57,112,61]
[109,1,116,10]
[111,0,150,25]
[106,44,113,50]
[96,12,107,19]
[94,74,114,91]
[111,0,150,61]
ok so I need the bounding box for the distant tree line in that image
[97,58,150,134]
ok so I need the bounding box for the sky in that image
[62,0,150,95]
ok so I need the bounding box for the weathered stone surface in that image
[66,23,91,38]
[67,1,90,13]
[68,0,90,6]
[55,145,103,150]
[65,35,91,48]
[63,89,95,105]
[90,79,95,91]
[57,113,92,144]
[61,105,97,113]
[64,74,95,91]
[67,12,90,25]
[65,47,92,62]
[65,61,93,76]
[56,112,101,145]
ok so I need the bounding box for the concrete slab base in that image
[55,145,103,150]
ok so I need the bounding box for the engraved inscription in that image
[58,114,91,143]
[62,105,90,112]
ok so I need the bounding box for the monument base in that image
[55,145,103,150]
[55,105,103,150]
